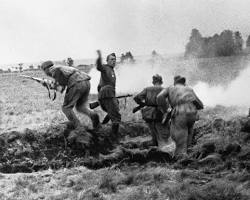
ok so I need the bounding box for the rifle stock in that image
[89,101,100,109]
[132,104,145,113]
[89,94,132,109]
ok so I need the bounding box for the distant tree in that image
[185,28,204,57]
[29,65,34,70]
[152,50,158,57]
[246,35,250,48]
[216,30,235,56]
[66,57,74,66]
[0,69,3,73]
[8,68,11,72]
[185,29,245,58]
[234,31,243,53]
[120,51,135,63]
[37,65,41,69]
[120,54,125,63]
[18,63,23,72]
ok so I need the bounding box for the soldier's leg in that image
[147,122,158,146]
[155,122,171,147]
[102,98,121,137]
[170,114,188,159]
[62,86,82,128]
[75,81,100,128]
[187,113,197,148]
[155,122,175,153]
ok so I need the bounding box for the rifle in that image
[20,75,63,101]
[132,103,159,113]
[132,104,146,113]
[89,94,133,109]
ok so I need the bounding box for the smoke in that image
[89,58,250,109]
[193,66,250,107]
[89,60,174,94]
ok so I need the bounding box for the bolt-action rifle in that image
[89,94,133,109]
[20,75,64,101]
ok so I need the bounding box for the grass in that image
[1,56,250,199]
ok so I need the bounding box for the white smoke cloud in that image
[193,66,250,107]
[89,60,173,94]
[89,59,250,109]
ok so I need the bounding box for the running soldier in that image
[157,75,203,159]
[133,74,172,151]
[41,61,100,128]
[96,50,121,140]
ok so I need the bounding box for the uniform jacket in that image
[157,84,203,116]
[96,58,116,99]
[50,65,90,89]
[134,86,166,122]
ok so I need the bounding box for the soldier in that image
[41,61,100,129]
[96,50,121,140]
[133,74,172,150]
[157,75,203,159]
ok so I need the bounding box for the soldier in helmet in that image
[41,60,100,129]
[157,75,203,159]
[133,74,172,150]
[96,50,121,141]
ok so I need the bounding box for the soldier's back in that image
[145,86,164,105]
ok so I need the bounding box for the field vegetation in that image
[0,56,250,199]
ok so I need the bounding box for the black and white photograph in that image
[0,0,250,199]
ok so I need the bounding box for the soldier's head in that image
[152,74,163,86]
[106,53,116,67]
[174,75,186,85]
[41,60,54,77]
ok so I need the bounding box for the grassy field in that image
[0,70,142,133]
[1,56,250,200]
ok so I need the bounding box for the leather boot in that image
[91,113,100,129]
[62,107,81,128]
[111,123,120,143]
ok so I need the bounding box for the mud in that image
[0,117,250,174]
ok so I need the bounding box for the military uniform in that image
[134,85,171,149]
[96,57,121,125]
[157,83,203,158]
[42,61,99,128]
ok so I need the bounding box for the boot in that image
[111,123,120,144]
[62,107,81,129]
[91,113,100,129]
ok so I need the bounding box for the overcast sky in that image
[1,0,250,65]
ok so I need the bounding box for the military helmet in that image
[41,60,54,70]
[152,74,163,84]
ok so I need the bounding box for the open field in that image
[1,56,250,199]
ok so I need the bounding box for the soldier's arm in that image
[96,50,105,72]
[192,89,204,110]
[157,88,170,113]
[157,87,169,101]
[50,67,67,87]
[134,88,147,105]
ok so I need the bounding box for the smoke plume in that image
[89,59,250,109]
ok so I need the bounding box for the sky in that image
[1,0,250,66]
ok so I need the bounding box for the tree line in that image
[184,29,250,58]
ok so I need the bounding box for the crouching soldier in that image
[41,61,100,129]
[157,76,204,159]
[96,50,121,141]
[133,74,172,150]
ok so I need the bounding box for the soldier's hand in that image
[97,50,102,58]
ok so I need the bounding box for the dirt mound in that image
[1,117,250,173]
[0,121,153,173]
